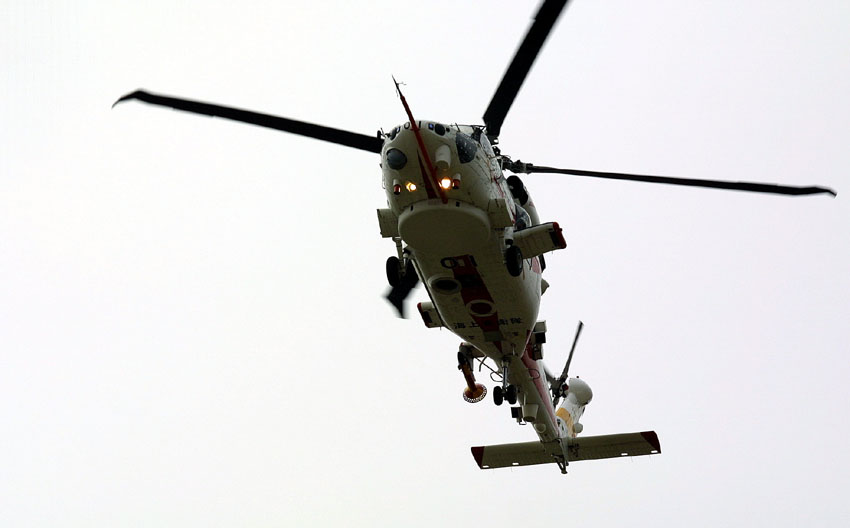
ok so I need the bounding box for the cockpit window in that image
[455,132,478,164]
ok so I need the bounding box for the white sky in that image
[2,1,849,526]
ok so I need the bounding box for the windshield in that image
[455,132,478,164]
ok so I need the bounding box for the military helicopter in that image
[114,0,835,473]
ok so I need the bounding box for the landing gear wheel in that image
[505,245,523,277]
[505,384,518,405]
[493,385,504,406]
[386,256,400,287]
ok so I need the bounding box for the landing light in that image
[406,182,417,192]
[440,177,452,190]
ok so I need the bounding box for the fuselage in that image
[379,120,562,441]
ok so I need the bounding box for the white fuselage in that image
[380,121,561,441]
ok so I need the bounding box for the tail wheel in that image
[505,245,523,277]
[493,385,504,406]
[505,384,518,405]
[386,256,400,287]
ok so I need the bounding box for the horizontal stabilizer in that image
[471,431,660,470]
[568,431,661,461]
[471,440,553,469]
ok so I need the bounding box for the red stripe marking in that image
[551,222,566,249]
[520,337,558,427]
[471,446,485,468]
[531,256,542,274]
[417,155,438,200]
[397,89,446,204]
[450,255,500,336]
[641,431,662,452]
[417,302,434,327]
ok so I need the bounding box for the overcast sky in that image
[2,1,849,526]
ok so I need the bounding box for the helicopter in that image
[113,0,835,474]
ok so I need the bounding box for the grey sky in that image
[2,1,849,526]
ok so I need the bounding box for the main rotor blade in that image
[509,162,837,197]
[482,0,570,139]
[114,90,383,153]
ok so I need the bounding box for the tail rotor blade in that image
[561,320,583,382]
[114,89,383,153]
[552,320,583,406]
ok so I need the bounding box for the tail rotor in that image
[551,320,583,406]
